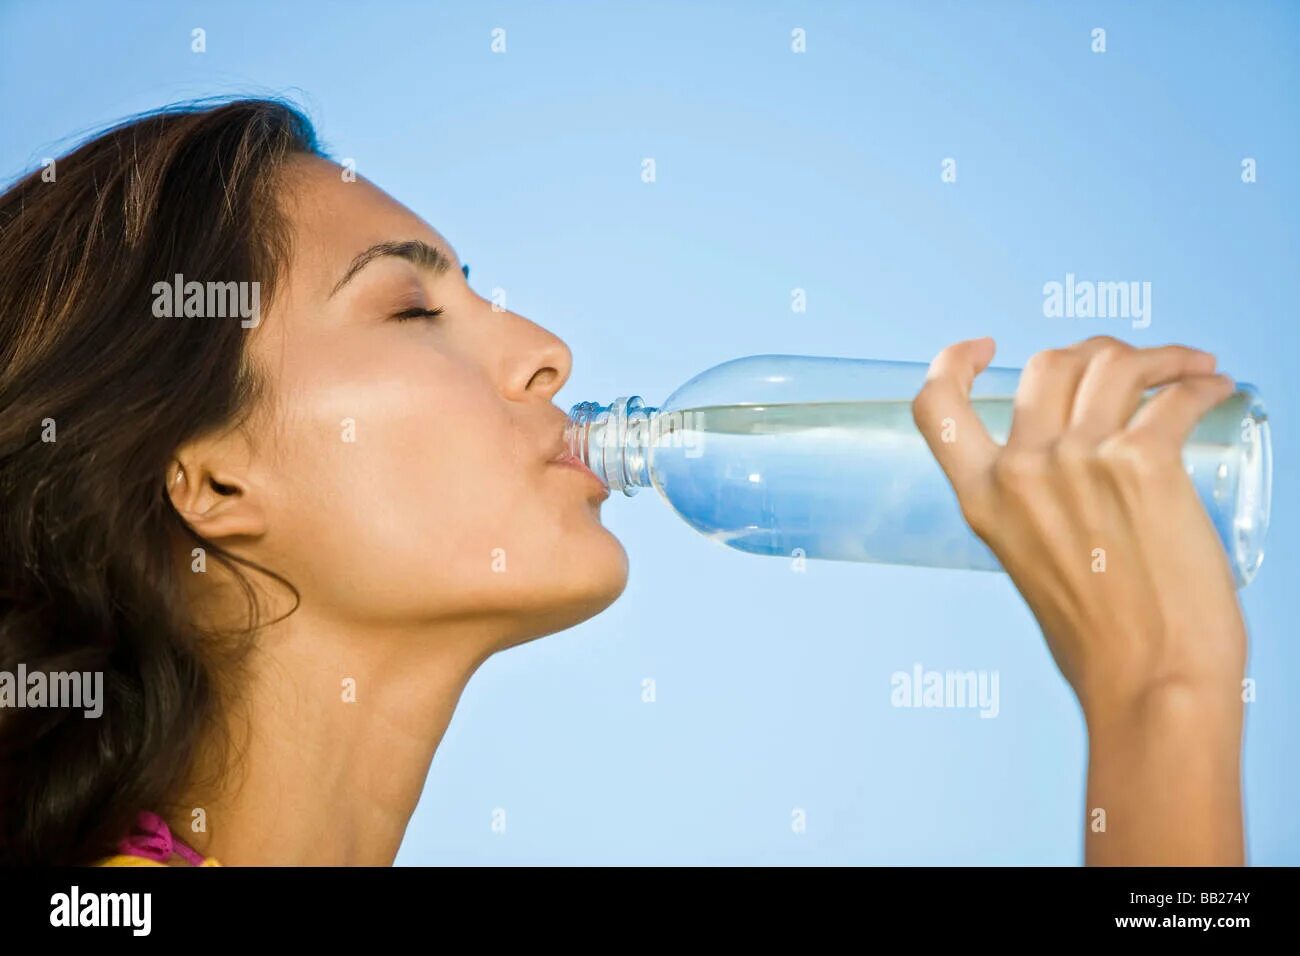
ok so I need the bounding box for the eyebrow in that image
[328,239,455,298]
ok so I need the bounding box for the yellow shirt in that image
[96,854,222,866]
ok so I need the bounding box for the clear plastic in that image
[566,355,1271,587]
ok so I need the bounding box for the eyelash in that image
[391,306,445,322]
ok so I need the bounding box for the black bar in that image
[0,865,1292,941]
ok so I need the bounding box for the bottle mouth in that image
[565,396,656,496]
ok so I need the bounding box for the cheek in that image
[264,353,533,584]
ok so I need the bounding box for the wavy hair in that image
[0,98,317,864]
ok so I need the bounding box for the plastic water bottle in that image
[564,354,1271,587]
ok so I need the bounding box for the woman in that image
[0,99,1247,866]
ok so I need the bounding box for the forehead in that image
[274,154,457,291]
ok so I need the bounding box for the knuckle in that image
[911,380,939,425]
[1155,379,1197,404]
[1097,434,1176,483]
[1168,343,1216,368]
[1023,348,1073,378]
[990,449,1044,493]
[1088,340,1134,371]
[1051,435,1094,469]
[1083,334,1126,352]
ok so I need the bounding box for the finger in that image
[1125,373,1237,448]
[1007,336,1133,449]
[1068,342,1217,443]
[912,337,1000,496]
[1007,348,1087,449]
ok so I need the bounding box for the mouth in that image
[548,447,610,500]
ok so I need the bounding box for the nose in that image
[501,313,573,402]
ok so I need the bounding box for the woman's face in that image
[220,155,627,645]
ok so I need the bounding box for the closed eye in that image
[392,306,445,322]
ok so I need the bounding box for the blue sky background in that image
[2,0,1296,864]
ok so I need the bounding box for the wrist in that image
[1082,678,1245,866]
[1084,677,1244,747]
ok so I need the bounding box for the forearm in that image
[1083,684,1245,866]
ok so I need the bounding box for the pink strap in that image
[116,810,206,866]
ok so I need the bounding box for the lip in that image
[550,450,610,500]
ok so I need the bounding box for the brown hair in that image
[0,98,317,864]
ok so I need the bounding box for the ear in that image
[167,436,267,542]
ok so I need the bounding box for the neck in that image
[170,606,496,865]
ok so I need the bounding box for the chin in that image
[496,533,629,649]
[577,535,630,615]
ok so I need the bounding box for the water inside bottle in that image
[647,395,1267,579]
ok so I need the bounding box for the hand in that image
[912,335,1245,717]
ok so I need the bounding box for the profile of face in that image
[170,155,628,650]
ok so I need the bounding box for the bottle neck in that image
[565,396,660,496]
